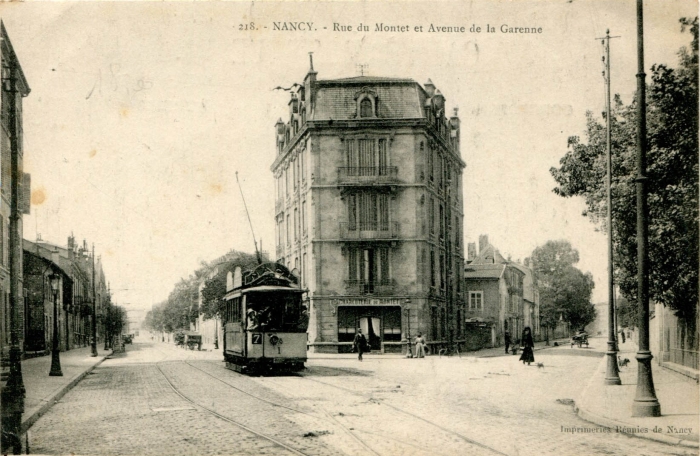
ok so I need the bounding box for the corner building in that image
[272,61,465,354]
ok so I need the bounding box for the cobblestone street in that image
[27,339,696,455]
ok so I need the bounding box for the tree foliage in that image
[550,18,699,320]
[200,251,260,320]
[528,240,597,333]
[143,249,262,333]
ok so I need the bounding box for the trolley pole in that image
[599,29,621,386]
[632,0,660,417]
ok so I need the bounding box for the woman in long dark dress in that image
[519,327,535,365]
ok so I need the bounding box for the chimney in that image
[433,89,445,111]
[275,118,286,154]
[424,79,435,97]
[67,235,75,260]
[467,242,477,264]
[304,52,317,121]
[478,234,489,253]
[288,92,299,115]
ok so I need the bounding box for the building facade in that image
[272,61,465,354]
[0,22,30,364]
[464,235,526,349]
[23,237,107,354]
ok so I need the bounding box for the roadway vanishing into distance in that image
[26,337,694,456]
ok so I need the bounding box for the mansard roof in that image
[312,76,426,121]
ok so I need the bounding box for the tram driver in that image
[246,308,258,330]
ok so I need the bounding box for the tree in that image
[550,18,698,321]
[528,240,597,334]
[200,251,260,320]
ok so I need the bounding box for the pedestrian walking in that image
[414,333,426,358]
[504,330,512,354]
[353,328,369,361]
[620,329,626,344]
[519,327,535,366]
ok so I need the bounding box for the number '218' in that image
[239,22,256,31]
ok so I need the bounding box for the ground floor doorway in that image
[337,306,402,353]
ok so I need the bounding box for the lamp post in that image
[404,300,413,358]
[214,316,219,350]
[91,244,98,357]
[632,0,660,416]
[49,272,63,377]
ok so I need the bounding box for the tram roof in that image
[223,285,305,300]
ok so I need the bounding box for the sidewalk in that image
[17,346,111,433]
[576,340,699,448]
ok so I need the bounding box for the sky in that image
[0,0,696,313]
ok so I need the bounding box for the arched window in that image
[360,98,373,118]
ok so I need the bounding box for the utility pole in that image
[91,244,98,357]
[632,0,661,417]
[599,29,621,386]
[0,59,25,455]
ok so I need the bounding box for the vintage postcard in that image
[0,1,697,455]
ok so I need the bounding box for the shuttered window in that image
[347,192,389,230]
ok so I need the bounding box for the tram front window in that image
[246,292,302,331]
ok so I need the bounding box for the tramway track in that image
[153,362,310,456]
[299,376,509,456]
[186,360,499,456]
[183,361,381,455]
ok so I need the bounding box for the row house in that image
[23,236,107,354]
[464,235,531,350]
[271,58,465,354]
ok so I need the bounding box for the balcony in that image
[339,222,399,241]
[337,167,398,186]
[345,279,395,295]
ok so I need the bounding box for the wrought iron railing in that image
[344,279,395,295]
[339,222,399,240]
[337,166,398,185]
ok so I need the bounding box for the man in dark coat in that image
[504,331,512,354]
[353,328,369,361]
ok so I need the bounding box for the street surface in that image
[27,337,695,455]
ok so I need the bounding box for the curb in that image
[576,403,699,449]
[575,354,699,449]
[20,355,109,434]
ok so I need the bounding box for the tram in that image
[222,262,308,373]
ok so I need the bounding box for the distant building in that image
[0,22,31,362]
[23,236,107,353]
[464,235,524,349]
[272,59,465,354]
[510,258,541,339]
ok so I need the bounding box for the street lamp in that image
[214,316,219,350]
[49,272,63,377]
[91,244,98,357]
[404,299,413,358]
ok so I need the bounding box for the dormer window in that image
[354,87,378,119]
[360,99,372,118]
